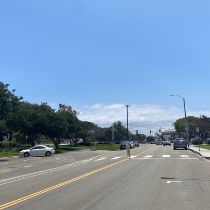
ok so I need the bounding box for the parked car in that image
[129,141,135,149]
[134,141,140,147]
[155,141,162,145]
[163,141,171,146]
[19,145,55,157]
[191,137,203,145]
[120,141,135,150]
[173,138,187,150]
[206,138,210,144]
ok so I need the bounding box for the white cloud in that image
[78,103,210,135]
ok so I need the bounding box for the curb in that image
[188,148,210,160]
[0,156,18,161]
[188,148,202,156]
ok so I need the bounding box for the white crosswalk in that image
[162,155,170,158]
[130,155,137,159]
[93,155,193,161]
[112,157,121,160]
[33,154,195,165]
[181,155,189,158]
[140,154,195,159]
[145,155,153,158]
[94,157,107,161]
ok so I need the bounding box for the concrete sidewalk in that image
[189,145,210,159]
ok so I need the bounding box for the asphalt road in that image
[1,145,210,210]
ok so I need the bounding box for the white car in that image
[19,145,55,157]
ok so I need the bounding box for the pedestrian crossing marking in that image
[95,157,107,161]
[144,155,153,158]
[181,155,189,158]
[130,155,137,159]
[112,157,121,160]
[162,155,170,158]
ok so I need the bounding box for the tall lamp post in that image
[170,94,189,145]
[126,105,130,140]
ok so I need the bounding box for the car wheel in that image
[185,147,187,150]
[173,147,176,150]
[45,151,51,157]
[24,152,30,157]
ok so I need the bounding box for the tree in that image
[55,104,80,146]
[112,121,128,142]
[146,136,155,142]
[133,134,146,143]
[77,121,97,144]
[95,127,111,143]
[174,116,210,139]
[0,82,23,140]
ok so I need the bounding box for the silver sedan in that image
[19,145,55,157]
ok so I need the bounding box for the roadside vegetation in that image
[0,151,19,158]
[0,81,147,157]
[1,82,210,157]
[90,143,120,151]
[196,145,210,150]
[174,116,210,141]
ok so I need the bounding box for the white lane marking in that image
[130,155,137,159]
[0,154,107,187]
[95,157,107,161]
[112,157,121,160]
[163,155,170,158]
[24,165,32,168]
[144,155,153,158]
[181,155,189,158]
[167,181,182,184]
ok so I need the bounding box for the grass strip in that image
[196,145,210,150]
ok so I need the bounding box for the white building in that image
[161,129,176,141]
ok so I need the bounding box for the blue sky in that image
[1,0,210,133]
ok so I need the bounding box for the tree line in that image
[174,115,210,140]
[0,82,146,148]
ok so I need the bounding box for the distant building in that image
[161,129,176,141]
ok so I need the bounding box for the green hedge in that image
[0,141,29,151]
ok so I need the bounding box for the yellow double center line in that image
[0,146,154,210]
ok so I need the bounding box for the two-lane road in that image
[1,145,210,210]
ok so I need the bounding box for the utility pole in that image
[183,97,189,145]
[126,105,129,140]
[170,94,189,146]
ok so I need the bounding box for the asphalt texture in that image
[1,145,210,210]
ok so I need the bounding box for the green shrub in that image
[1,141,17,149]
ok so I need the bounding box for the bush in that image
[1,141,17,149]
[78,142,93,146]
[0,141,29,152]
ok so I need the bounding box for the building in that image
[161,129,176,141]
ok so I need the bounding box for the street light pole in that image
[126,105,129,140]
[170,94,189,145]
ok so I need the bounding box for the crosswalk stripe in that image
[112,157,121,160]
[144,155,153,158]
[181,155,189,158]
[163,155,170,158]
[95,157,107,161]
